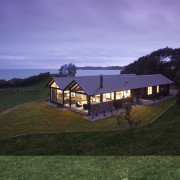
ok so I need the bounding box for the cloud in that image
[0,0,180,68]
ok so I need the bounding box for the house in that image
[46,74,173,115]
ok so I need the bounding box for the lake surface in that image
[0,69,121,80]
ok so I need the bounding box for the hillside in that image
[122,47,180,80]
[0,100,179,155]
[0,73,51,111]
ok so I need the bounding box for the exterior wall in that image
[131,88,141,103]
[90,101,114,115]
[139,84,169,100]
[130,84,170,101]
[131,88,141,98]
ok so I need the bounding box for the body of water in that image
[0,69,121,80]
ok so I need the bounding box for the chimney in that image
[125,80,128,84]
[100,75,103,88]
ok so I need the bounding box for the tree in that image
[124,101,135,142]
[121,47,180,80]
[115,99,141,143]
[59,63,77,77]
[174,69,180,87]
[174,69,180,106]
[176,90,180,106]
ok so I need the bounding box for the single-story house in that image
[46,74,173,115]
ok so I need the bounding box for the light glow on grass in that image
[0,97,175,140]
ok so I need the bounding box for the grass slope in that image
[0,156,179,179]
[0,102,179,155]
[0,77,50,111]
[0,97,175,140]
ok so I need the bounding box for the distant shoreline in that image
[0,69,121,81]
[77,66,124,70]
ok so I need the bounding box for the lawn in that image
[0,97,179,179]
[0,156,179,179]
[0,97,175,140]
[0,98,179,155]
[0,77,50,111]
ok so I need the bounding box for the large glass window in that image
[51,88,57,102]
[57,89,63,103]
[64,91,69,105]
[91,94,100,104]
[71,92,76,104]
[116,91,123,99]
[103,92,114,102]
[75,93,87,104]
[124,90,131,98]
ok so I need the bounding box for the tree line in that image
[0,72,50,88]
[121,47,180,80]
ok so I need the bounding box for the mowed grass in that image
[0,103,179,155]
[0,97,175,140]
[0,98,179,156]
[0,77,50,111]
[0,156,179,179]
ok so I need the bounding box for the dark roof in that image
[49,74,173,95]
[52,77,75,90]
[47,75,102,90]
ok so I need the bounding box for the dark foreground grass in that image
[0,156,179,179]
[0,103,179,155]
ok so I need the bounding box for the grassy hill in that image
[0,97,175,140]
[0,75,179,179]
[0,101,179,155]
[0,76,50,111]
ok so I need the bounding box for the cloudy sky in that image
[0,0,180,69]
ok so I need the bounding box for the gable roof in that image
[46,75,99,90]
[48,74,173,95]
[52,77,74,90]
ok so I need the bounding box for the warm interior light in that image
[111,92,114,99]
[148,87,152,95]
[116,91,123,99]
[51,82,59,88]
[157,86,159,93]
[105,93,110,98]
[124,90,131,98]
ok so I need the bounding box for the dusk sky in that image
[0,0,180,69]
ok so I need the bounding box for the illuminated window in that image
[124,90,131,98]
[51,82,59,88]
[91,94,100,103]
[111,92,114,99]
[102,92,114,102]
[64,91,69,105]
[116,91,123,99]
[157,86,159,93]
[57,89,63,103]
[148,87,152,95]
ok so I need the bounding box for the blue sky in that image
[0,0,180,69]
